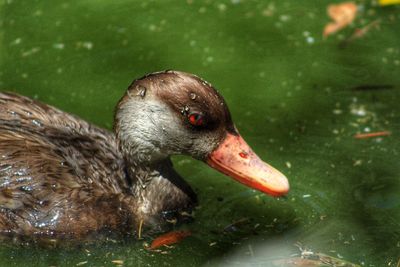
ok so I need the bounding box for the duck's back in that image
[0,93,132,242]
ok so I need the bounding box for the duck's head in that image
[114,71,289,197]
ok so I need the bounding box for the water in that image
[0,0,399,266]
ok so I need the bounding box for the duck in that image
[0,70,289,242]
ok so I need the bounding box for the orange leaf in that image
[149,230,192,250]
[323,2,357,38]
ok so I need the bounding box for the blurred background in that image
[0,0,399,266]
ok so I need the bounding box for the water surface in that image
[0,0,399,266]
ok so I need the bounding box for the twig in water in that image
[354,131,391,139]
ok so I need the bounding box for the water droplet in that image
[32,119,43,127]
[181,105,190,114]
[0,165,12,172]
[34,210,60,228]
[14,169,27,176]
[190,93,197,100]
[137,86,146,98]
[201,80,212,87]
[19,185,33,192]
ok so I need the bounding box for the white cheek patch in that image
[116,98,192,161]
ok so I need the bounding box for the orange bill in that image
[206,132,289,197]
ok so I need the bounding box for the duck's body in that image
[0,92,195,241]
[0,92,125,238]
[0,71,288,243]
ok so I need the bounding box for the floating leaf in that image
[323,2,357,38]
[379,0,400,6]
[149,230,191,250]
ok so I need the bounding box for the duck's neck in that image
[114,95,197,223]
[125,158,197,223]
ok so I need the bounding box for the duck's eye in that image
[188,113,204,127]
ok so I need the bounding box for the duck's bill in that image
[206,133,289,197]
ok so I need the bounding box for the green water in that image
[0,0,399,266]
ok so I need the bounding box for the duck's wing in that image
[0,92,125,187]
[0,92,107,138]
[0,92,128,236]
[0,130,80,234]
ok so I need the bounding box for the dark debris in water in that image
[350,84,395,91]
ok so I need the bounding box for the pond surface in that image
[0,0,399,266]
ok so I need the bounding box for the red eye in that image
[188,113,204,126]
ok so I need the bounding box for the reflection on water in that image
[0,0,399,266]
